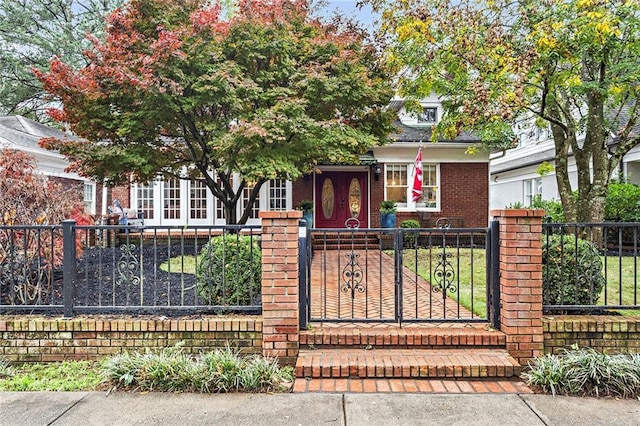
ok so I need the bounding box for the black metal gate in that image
[299,220,500,328]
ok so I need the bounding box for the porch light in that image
[373,164,382,181]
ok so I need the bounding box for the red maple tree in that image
[35,0,395,224]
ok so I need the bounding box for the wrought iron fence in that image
[0,221,261,317]
[543,221,640,313]
[300,224,498,327]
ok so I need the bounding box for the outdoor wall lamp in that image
[373,164,382,181]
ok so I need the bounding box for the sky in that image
[319,0,378,30]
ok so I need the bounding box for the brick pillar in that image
[491,209,545,365]
[259,210,302,365]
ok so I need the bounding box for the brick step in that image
[293,377,533,394]
[310,233,380,250]
[300,326,506,349]
[295,348,521,379]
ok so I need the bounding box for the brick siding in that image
[0,317,262,363]
[544,316,640,354]
[291,177,314,211]
[110,185,131,209]
[292,163,488,228]
[440,163,488,227]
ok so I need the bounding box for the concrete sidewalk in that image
[1,391,639,426]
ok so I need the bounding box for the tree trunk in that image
[551,123,576,222]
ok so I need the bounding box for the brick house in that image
[0,115,100,216]
[294,98,489,229]
[109,97,489,228]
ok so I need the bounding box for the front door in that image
[315,172,368,228]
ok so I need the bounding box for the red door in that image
[315,172,368,228]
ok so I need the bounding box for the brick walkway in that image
[309,249,479,322]
[293,378,533,394]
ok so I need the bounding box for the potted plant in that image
[379,200,397,228]
[298,199,314,229]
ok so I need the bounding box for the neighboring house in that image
[0,115,100,216]
[111,96,490,228]
[490,118,558,210]
[489,116,640,211]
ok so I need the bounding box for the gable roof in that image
[0,116,77,151]
[389,120,479,144]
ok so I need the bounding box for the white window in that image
[83,182,95,214]
[524,178,542,206]
[385,163,440,210]
[138,174,294,225]
[136,182,155,220]
[190,179,208,219]
[417,164,438,209]
[215,174,233,222]
[417,107,437,124]
[242,183,260,219]
[163,178,181,220]
[268,179,287,210]
[386,164,408,207]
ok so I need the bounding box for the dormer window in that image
[417,107,437,124]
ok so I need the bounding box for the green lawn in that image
[160,255,197,274]
[0,361,101,391]
[598,255,640,315]
[401,248,640,317]
[402,248,488,317]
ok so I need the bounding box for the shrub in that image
[542,234,605,307]
[100,345,293,393]
[523,346,640,398]
[196,234,261,306]
[605,181,640,222]
[0,149,90,305]
[297,199,313,214]
[531,195,565,223]
[0,356,12,379]
[400,219,420,247]
[380,200,397,213]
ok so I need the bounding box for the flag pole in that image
[411,146,423,203]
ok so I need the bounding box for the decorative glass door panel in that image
[321,178,335,219]
[348,178,361,218]
[315,172,368,228]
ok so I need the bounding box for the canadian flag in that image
[411,147,423,202]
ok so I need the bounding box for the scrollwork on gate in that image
[341,253,365,299]
[116,243,141,289]
[432,252,456,296]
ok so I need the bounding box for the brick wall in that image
[544,316,640,354]
[492,209,545,365]
[0,317,262,363]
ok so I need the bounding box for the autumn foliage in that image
[0,149,90,305]
[35,0,395,224]
[371,0,640,223]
